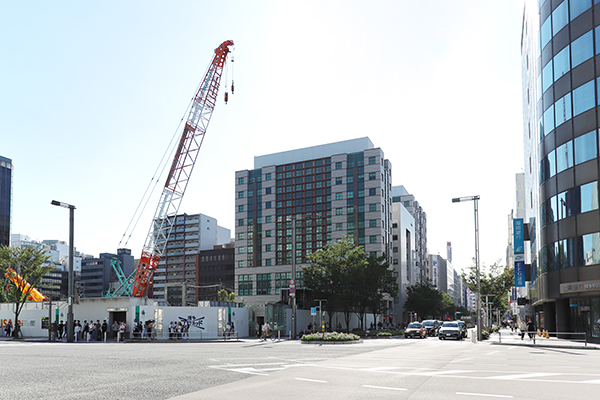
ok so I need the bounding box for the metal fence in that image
[498,330,588,347]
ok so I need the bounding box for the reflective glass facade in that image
[0,155,12,247]
[523,0,600,340]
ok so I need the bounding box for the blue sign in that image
[513,218,524,254]
[512,287,517,301]
[515,260,525,287]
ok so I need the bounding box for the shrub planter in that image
[301,332,361,344]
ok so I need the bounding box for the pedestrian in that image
[526,318,536,340]
[112,321,118,341]
[118,321,126,341]
[74,322,81,341]
[58,320,64,339]
[5,320,12,337]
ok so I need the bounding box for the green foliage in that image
[217,289,235,302]
[301,331,360,342]
[403,280,444,319]
[461,260,514,315]
[0,245,53,337]
[304,237,397,329]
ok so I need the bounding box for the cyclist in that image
[261,321,272,340]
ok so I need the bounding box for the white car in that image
[438,322,462,340]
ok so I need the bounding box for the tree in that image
[403,280,444,319]
[356,254,398,330]
[304,237,366,329]
[0,245,53,338]
[217,289,235,302]
[462,259,514,318]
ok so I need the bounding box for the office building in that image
[391,195,415,324]
[235,137,393,307]
[392,186,428,281]
[196,244,235,302]
[0,155,12,247]
[152,213,231,305]
[81,249,134,298]
[522,0,600,339]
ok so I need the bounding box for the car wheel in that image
[439,337,443,340]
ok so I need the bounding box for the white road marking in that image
[489,372,561,380]
[362,385,407,391]
[456,392,512,398]
[295,378,327,383]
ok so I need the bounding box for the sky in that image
[1,0,526,274]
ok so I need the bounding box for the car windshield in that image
[408,323,422,328]
[422,320,434,326]
[442,322,458,328]
[457,321,465,326]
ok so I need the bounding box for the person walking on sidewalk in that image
[526,319,536,340]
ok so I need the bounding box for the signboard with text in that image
[515,254,525,287]
[513,218,524,254]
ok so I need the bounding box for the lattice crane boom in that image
[131,40,234,297]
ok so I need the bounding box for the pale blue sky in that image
[1,0,525,272]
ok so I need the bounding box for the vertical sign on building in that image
[446,242,452,263]
[513,219,524,254]
[513,218,525,287]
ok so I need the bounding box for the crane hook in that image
[231,80,234,94]
[224,91,229,104]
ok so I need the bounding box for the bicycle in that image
[260,330,276,342]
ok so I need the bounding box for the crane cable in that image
[118,62,213,249]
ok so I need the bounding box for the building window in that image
[238,247,245,254]
[238,275,253,296]
[335,162,342,169]
[572,29,593,66]
[369,204,376,212]
[265,173,271,180]
[238,178,244,185]
[256,274,271,295]
[265,230,272,237]
[336,208,343,215]
[238,191,244,198]
[265,244,272,251]
[265,187,271,194]
[238,261,244,268]
[393,247,398,253]
[275,272,291,290]
[265,259,272,266]
[369,219,376,228]
[369,172,376,180]
[368,156,376,164]
[574,130,597,165]
[578,232,600,266]
[336,193,343,200]
[266,201,271,209]
[369,236,377,243]
[237,232,244,240]
[238,219,244,226]
[238,205,244,212]
[336,223,343,231]
[369,188,376,196]
[335,177,343,185]
[579,181,599,213]
[573,80,595,116]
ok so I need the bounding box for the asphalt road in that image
[2,337,600,400]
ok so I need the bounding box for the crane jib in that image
[128,40,234,298]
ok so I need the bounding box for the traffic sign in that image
[290,287,295,294]
[290,279,295,287]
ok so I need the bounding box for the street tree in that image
[355,254,398,329]
[403,280,444,320]
[304,237,366,329]
[462,259,514,318]
[0,245,53,338]
[217,289,235,302]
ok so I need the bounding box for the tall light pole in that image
[51,200,75,343]
[452,195,481,342]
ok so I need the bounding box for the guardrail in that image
[498,330,588,347]
[129,330,239,342]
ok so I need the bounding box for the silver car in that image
[438,322,462,340]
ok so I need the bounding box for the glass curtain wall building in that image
[522,0,600,340]
[0,155,12,247]
[235,138,393,307]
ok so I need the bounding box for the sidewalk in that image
[487,327,600,350]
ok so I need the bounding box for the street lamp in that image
[51,200,75,343]
[452,195,481,342]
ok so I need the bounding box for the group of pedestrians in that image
[72,320,109,341]
[168,320,189,340]
[132,320,156,340]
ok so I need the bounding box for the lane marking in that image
[457,392,512,398]
[489,372,561,380]
[362,385,407,391]
[295,378,327,383]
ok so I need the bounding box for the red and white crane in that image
[108,40,234,298]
